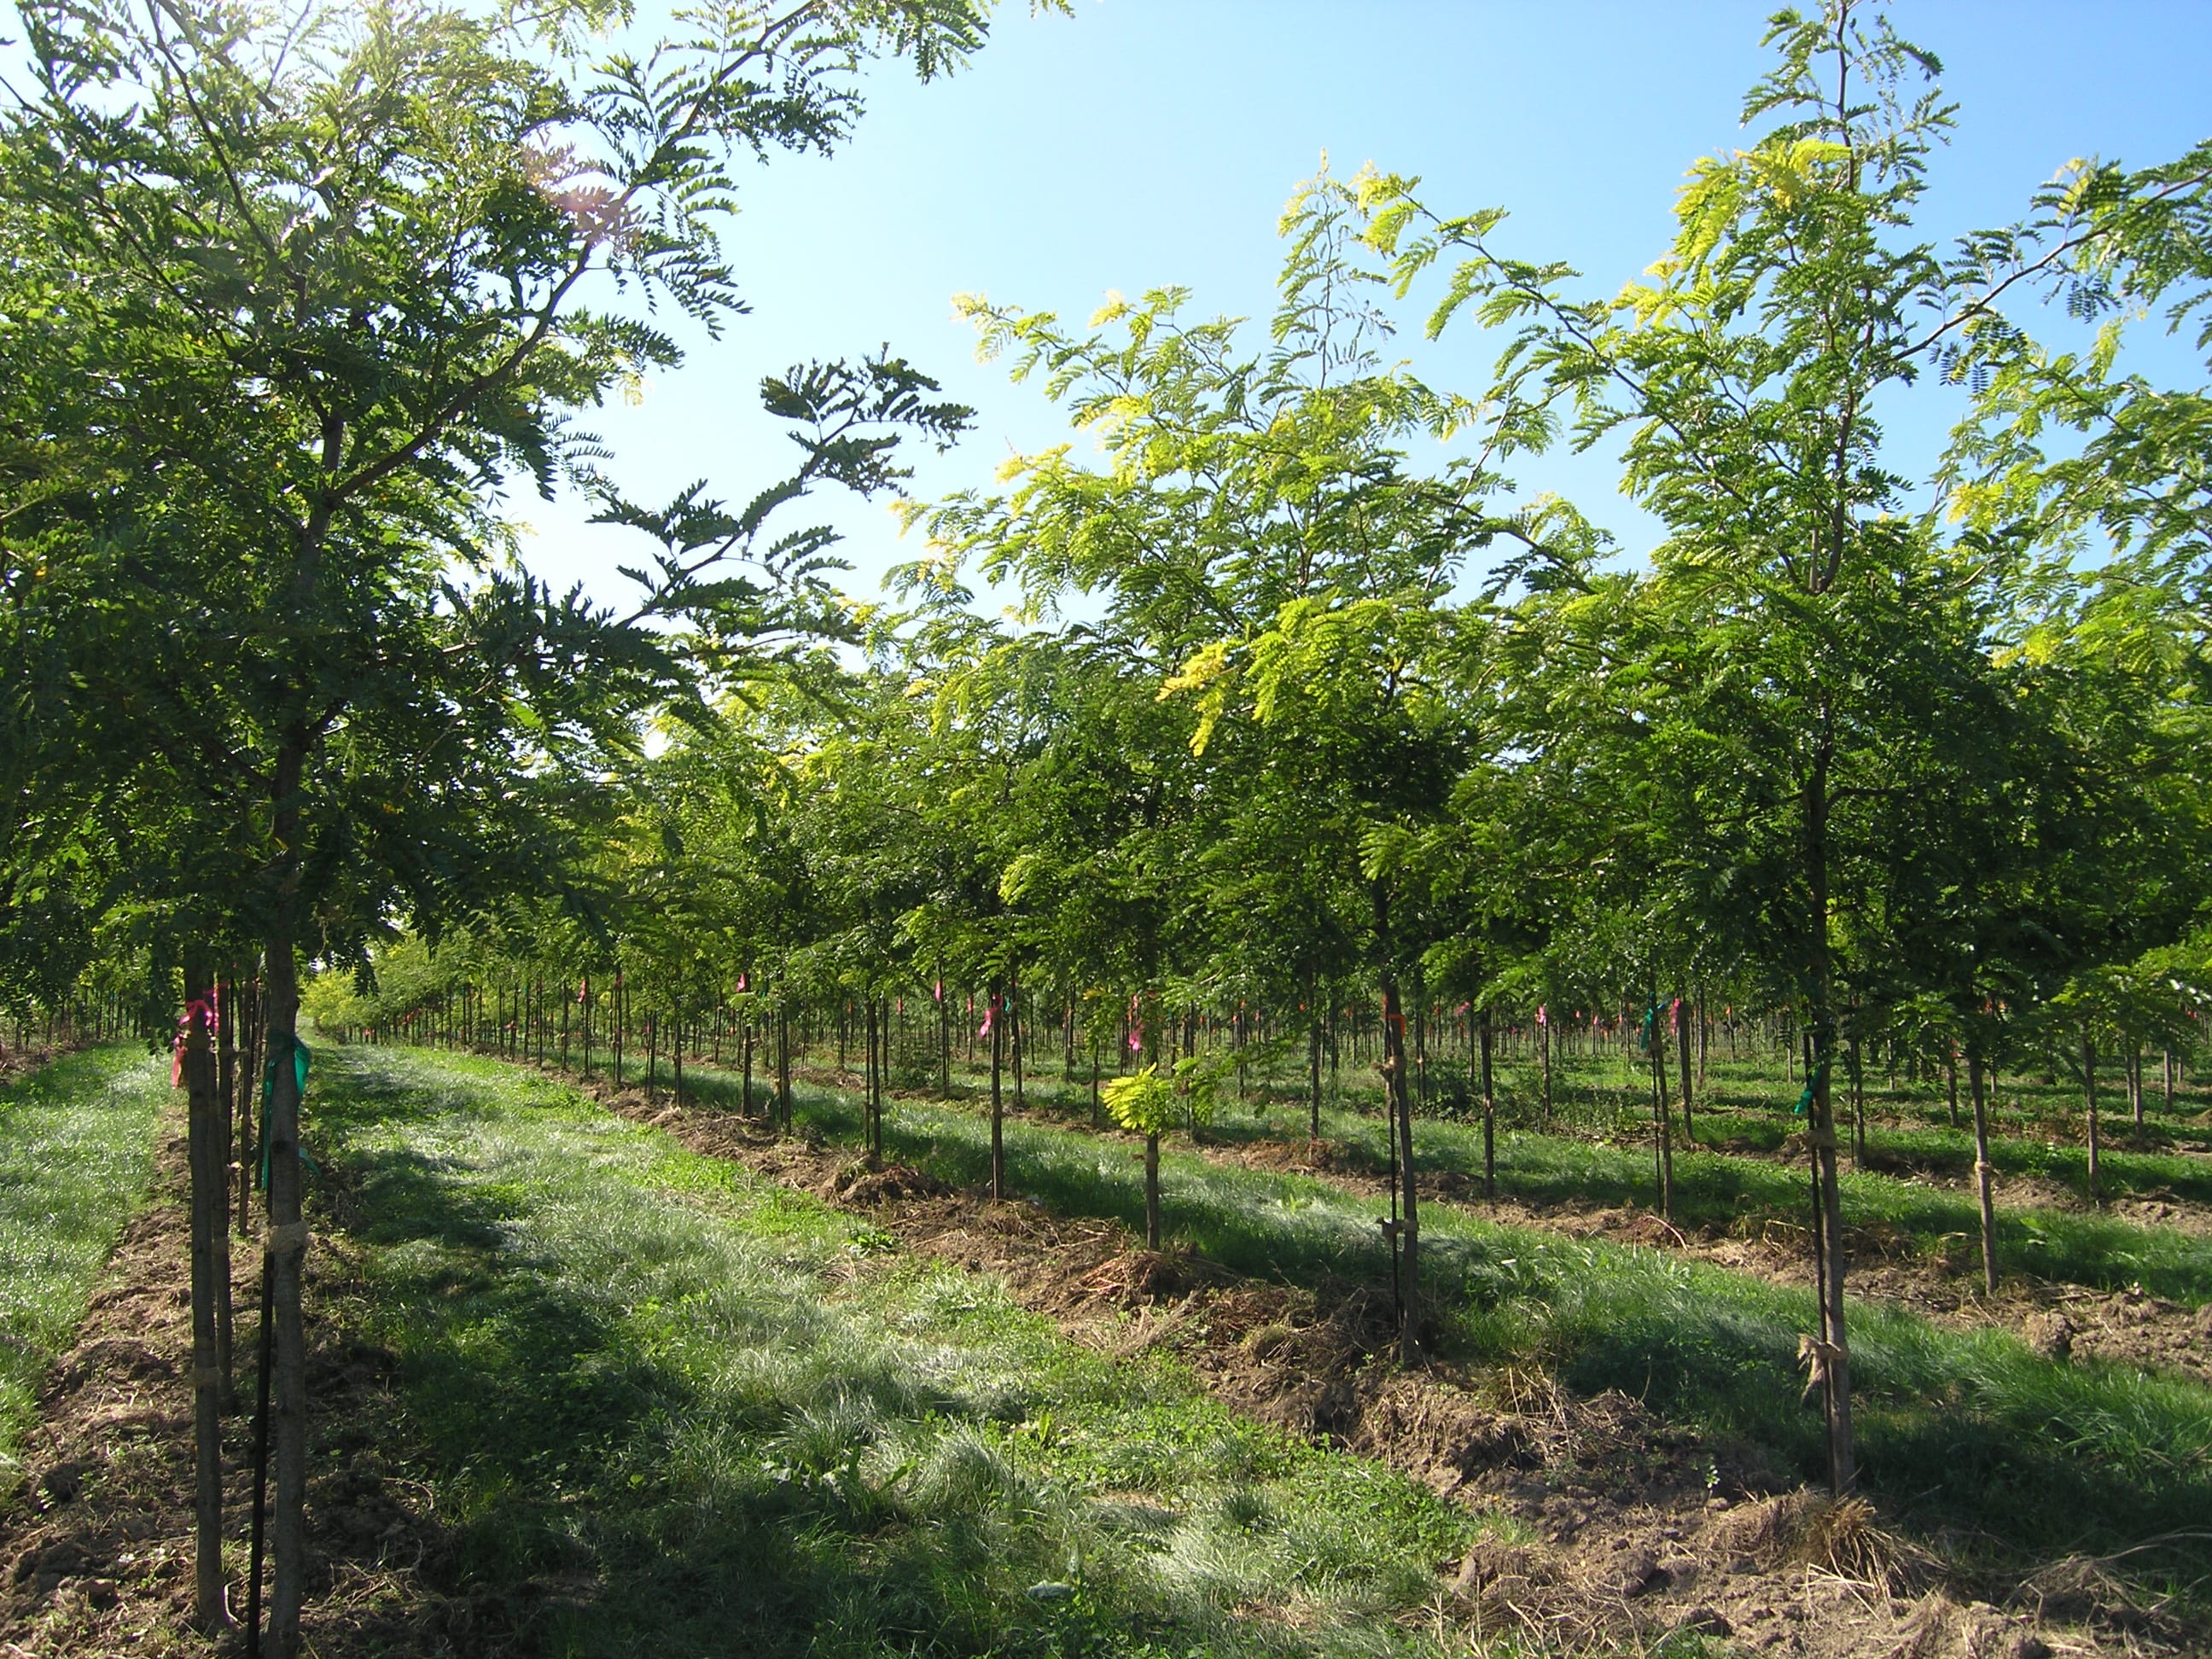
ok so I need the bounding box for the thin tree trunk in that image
[865,998,882,1161]
[1969,1049,1999,1297]
[1374,885,1419,1365]
[1945,1043,1959,1130]
[1675,993,1696,1144]
[1849,1033,1866,1167]
[777,1003,793,1133]
[2082,1025,2100,1206]
[1540,1008,1551,1128]
[1804,744,1854,1494]
[214,975,236,1411]
[989,986,1005,1200]
[236,976,259,1237]
[1144,1131,1161,1249]
[1479,1005,1496,1200]
[183,956,228,1634]
[1650,1007,1674,1224]
[259,784,310,1658]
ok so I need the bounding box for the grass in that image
[310,1047,1488,1658]
[0,1045,166,1469]
[827,1045,2212,1307]
[654,1055,2212,1599]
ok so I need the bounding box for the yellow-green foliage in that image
[1101,1065,1176,1137]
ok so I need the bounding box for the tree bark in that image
[1968,1048,1999,1296]
[988,985,1005,1200]
[1478,1005,1496,1201]
[236,975,259,1237]
[1649,1006,1674,1224]
[1674,993,1696,1144]
[1144,1130,1161,1249]
[1804,744,1854,1494]
[214,975,236,1411]
[777,1003,793,1133]
[2082,1025,2100,1206]
[1539,1007,1552,1127]
[1373,887,1419,1365]
[259,737,311,1658]
[183,955,228,1634]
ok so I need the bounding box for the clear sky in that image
[521,1,2212,614]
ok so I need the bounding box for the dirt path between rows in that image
[585,1073,2177,1659]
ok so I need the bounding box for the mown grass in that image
[312,1048,1489,1658]
[0,1046,165,1468]
[661,1058,2212,1600]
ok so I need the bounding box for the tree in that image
[1362,0,2138,1488]
[3,0,1011,1644]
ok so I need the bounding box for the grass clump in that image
[314,1048,1483,1657]
[0,1046,166,1467]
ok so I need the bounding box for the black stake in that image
[246,1249,273,1658]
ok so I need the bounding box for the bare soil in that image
[597,1080,2186,1658]
[0,1124,451,1657]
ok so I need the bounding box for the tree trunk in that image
[988,987,1005,1200]
[1649,1008,1674,1224]
[1478,1005,1496,1201]
[1968,1049,1999,1296]
[183,956,228,1634]
[742,1018,755,1117]
[214,975,236,1411]
[1373,886,1419,1365]
[1301,987,1318,1141]
[865,998,882,1161]
[2082,1025,2100,1206]
[1944,1043,1959,1130]
[777,1003,793,1133]
[1144,1130,1161,1249]
[1675,993,1696,1144]
[1843,1034,1862,1166]
[1540,1008,1551,1127]
[236,976,259,1237]
[259,828,310,1657]
[1804,745,1854,1494]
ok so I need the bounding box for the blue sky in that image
[522,1,2212,614]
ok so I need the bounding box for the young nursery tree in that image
[1360,0,2156,1487]
[3,0,1012,1644]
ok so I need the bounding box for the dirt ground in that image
[603,1081,2187,1659]
[0,1126,451,1657]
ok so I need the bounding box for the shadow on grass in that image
[311,1053,1367,1659]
